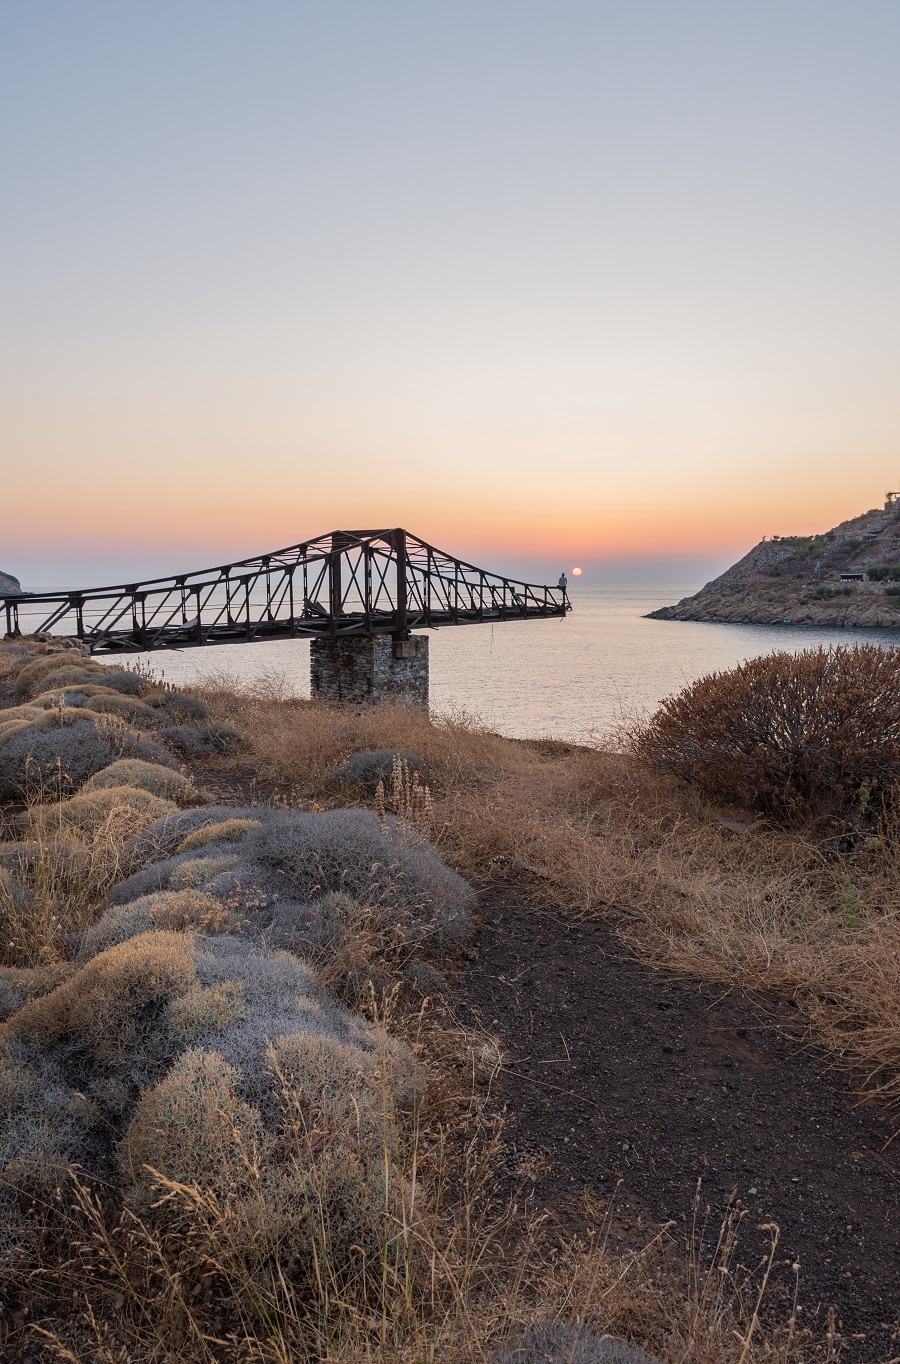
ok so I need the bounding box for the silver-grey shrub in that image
[106,843,247,905]
[0,720,177,801]
[32,668,146,697]
[85,759,197,804]
[132,806,260,862]
[156,723,243,758]
[243,808,473,949]
[335,749,422,786]
[145,692,209,723]
[492,1324,659,1364]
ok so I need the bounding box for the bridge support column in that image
[310,634,429,708]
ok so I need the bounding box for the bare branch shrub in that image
[631,644,900,820]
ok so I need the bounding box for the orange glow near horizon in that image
[5,470,891,568]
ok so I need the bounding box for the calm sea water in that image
[130,584,900,744]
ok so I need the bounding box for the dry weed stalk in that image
[375,756,436,840]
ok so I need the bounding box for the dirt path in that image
[457,888,900,1363]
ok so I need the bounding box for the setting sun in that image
[572,567,583,576]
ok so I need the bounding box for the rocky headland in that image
[0,569,23,596]
[649,498,900,627]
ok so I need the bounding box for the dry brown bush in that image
[630,644,900,820]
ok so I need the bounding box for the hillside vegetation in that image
[650,498,900,626]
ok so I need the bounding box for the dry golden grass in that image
[0,787,165,967]
[5,929,197,1062]
[9,1114,826,1364]
[198,681,900,1112]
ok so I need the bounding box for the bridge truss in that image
[1,529,570,655]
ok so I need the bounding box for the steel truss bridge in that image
[1,530,570,655]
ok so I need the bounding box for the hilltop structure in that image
[649,495,900,628]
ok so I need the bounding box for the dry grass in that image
[0,781,162,967]
[198,681,900,1113]
[5,1115,828,1364]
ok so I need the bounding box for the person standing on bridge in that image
[558,572,568,594]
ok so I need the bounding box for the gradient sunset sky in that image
[3,3,900,590]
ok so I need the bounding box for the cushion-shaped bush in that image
[34,786,177,839]
[82,693,158,726]
[156,722,244,759]
[29,669,119,697]
[0,717,177,802]
[270,1028,418,1136]
[85,759,197,805]
[189,937,373,1106]
[0,717,40,749]
[3,930,197,1071]
[88,669,148,696]
[144,691,209,723]
[335,749,422,787]
[29,684,122,709]
[0,705,88,742]
[243,808,474,949]
[492,1324,658,1364]
[166,980,247,1043]
[168,853,241,890]
[178,817,261,853]
[119,1048,265,1197]
[0,962,77,1021]
[80,889,238,959]
[0,703,45,728]
[106,842,253,905]
[2,930,416,1287]
[0,1061,98,1221]
[13,654,108,696]
[264,891,348,955]
[28,667,146,698]
[132,805,260,862]
[197,861,297,926]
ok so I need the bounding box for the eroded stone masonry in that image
[310,635,429,707]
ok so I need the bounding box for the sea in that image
[131,584,900,745]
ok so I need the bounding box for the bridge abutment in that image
[310,634,429,707]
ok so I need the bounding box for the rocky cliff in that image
[649,501,900,628]
[0,570,23,597]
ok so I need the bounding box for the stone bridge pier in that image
[310,634,429,707]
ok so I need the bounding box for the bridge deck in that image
[1,528,569,654]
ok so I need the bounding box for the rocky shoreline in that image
[649,499,900,628]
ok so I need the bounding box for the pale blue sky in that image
[3,3,899,589]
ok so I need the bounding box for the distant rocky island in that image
[649,496,900,628]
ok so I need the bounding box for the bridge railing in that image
[1,529,569,651]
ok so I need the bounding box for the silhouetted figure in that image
[558,572,568,593]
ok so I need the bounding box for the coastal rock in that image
[648,499,900,628]
[0,570,24,597]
